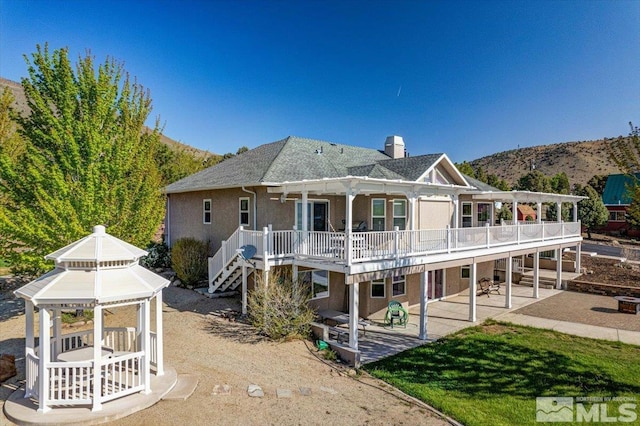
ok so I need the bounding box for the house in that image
[517,204,537,222]
[601,173,640,236]
[164,135,584,356]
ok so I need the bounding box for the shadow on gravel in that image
[0,298,24,322]
[206,316,267,345]
[591,307,620,314]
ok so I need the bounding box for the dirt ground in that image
[0,284,450,426]
[566,252,640,288]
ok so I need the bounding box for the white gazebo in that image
[13,225,171,413]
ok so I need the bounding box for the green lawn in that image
[365,320,640,426]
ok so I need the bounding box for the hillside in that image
[0,77,215,160]
[469,138,624,188]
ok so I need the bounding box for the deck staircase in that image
[209,255,245,293]
[518,275,557,289]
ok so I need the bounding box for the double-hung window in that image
[371,199,386,231]
[392,200,406,230]
[392,275,406,296]
[239,197,250,226]
[462,202,473,227]
[203,199,212,224]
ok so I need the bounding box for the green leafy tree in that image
[487,174,510,191]
[0,44,165,274]
[550,172,570,195]
[475,165,488,184]
[586,175,608,196]
[496,204,513,222]
[577,185,609,239]
[515,170,552,193]
[455,161,476,178]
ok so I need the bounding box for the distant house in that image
[517,205,537,222]
[600,173,640,235]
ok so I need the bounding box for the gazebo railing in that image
[25,352,39,398]
[100,351,145,403]
[47,361,93,405]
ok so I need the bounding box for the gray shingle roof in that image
[462,174,502,192]
[165,136,449,193]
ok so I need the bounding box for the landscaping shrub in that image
[248,270,315,340]
[141,241,171,269]
[170,238,209,287]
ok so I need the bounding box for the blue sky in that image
[1,0,638,162]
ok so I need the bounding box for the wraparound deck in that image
[209,221,582,282]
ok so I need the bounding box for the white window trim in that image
[370,278,386,299]
[392,275,406,297]
[392,199,407,230]
[461,265,470,279]
[609,211,625,222]
[239,197,250,226]
[371,198,386,231]
[295,199,331,231]
[462,202,473,227]
[203,199,212,224]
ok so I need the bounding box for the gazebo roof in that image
[15,225,170,306]
[46,225,147,262]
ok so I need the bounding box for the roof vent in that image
[384,136,405,159]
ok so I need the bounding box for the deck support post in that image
[241,264,248,315]
[575,243,581,273]
[419,271,428,340]
[533,251,540,298]
[505,255,512,309]
[513,200,518,225]
[556,247,563,289]
[345,191,355,265]
[348,281,359,350]
[469,262,477,322]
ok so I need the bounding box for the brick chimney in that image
[384,136,405,159]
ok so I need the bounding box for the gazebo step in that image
[162,374,198,401]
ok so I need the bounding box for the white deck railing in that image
[207,221,581,279]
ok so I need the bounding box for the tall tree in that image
[586,175,608,196]
[455,161,475,178]
[608,122,640,228]
[577,185,609,239]
[550,172,570,195]
[515,170,551,193]
[0,45,165,274]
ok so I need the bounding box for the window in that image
[295,201,329,231]
[239,197,250,226]
[298,269,329,299]
[609,211,626,222]
[461,265,470,279]
[477,203,491,226]
[393,200,406,230]
[392,275,405,296]
[203,199,211,224]
[371,199,386,231]
[371,278,386,298]
[462,202,472,227]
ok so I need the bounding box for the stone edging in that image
[567,280,640,298]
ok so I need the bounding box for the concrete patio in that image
[359,284,561,364]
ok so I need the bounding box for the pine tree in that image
[577,186,609,239]
[0,45,165,275]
